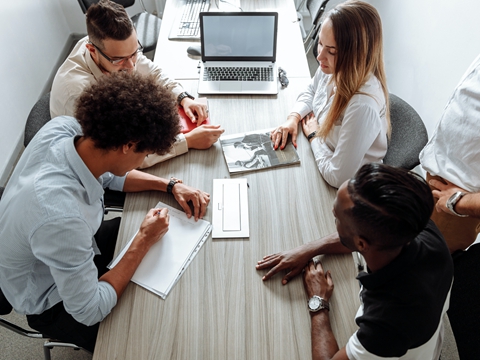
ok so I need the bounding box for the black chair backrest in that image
[0,288,13,316]
[24,93,51,148]
[77,0,135,14]
[383,93,428,170]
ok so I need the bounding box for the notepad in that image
[212,178,249,238]
[108,201,212,299]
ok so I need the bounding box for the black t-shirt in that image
[354,220,453,357]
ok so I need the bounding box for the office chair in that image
[297,0,330,55]
[24,92,51,147]
[77,0,161,54]
[0,187,87,360]
[383,93,428,170]
[24,93,125,213]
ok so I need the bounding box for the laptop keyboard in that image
[174,0,210,37]
[203,67,274,81]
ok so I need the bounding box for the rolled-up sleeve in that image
[138,134,188,169]
[291,68,331,119]
[101,172,126,192]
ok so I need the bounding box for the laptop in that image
[197,12,279,95]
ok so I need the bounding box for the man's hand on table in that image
[303,259,334,302]
[256,244,315,285]
[185,124,225,149]
[172,183,210,221]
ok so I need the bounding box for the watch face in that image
[309,296,321,310]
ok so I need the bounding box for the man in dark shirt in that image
[257,163,453,359]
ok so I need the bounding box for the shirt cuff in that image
[138,134,188,169]
[290,104,311,120]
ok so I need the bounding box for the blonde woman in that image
[271,0,390,188]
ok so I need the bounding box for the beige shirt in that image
[50,36,188,168]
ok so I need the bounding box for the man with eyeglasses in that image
[50,0,224,168]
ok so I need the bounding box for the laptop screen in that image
[200,12,278,62]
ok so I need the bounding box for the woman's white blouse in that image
[291,68,388,188]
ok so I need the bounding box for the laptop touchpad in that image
[220,82,242,92]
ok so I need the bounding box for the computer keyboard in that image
[203,67,274,81]
[174,0,210,37]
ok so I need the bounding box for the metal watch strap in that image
[177,91,195,105]
[446,191,468,217]
[308,295,330,312]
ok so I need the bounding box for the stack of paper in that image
[109,201,212,299]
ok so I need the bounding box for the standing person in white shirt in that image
[50,0,224,169]
[271,0,389,188]
[420,53,480,253]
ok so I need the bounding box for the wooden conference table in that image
[93,1,360,359]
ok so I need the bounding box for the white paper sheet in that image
[109,201,212,299]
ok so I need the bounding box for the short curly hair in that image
[346,163,434,250]
[75,72,180,154]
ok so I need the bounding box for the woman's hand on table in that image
[301,112,318,142]
[270,113,301,150]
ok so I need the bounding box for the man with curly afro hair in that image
[0,72,210,353]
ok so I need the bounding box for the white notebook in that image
[108,201,212,299]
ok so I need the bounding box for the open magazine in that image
[220,128,300,174]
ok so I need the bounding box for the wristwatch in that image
[446,191,468,217]
[307,131,317,141]
[167,177,182,194]
[307,295,330,312]
[177,91,195,105]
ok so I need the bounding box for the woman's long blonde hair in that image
[317,0,390,139]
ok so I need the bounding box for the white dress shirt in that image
[50,36,188,168]
[291,68,388,188]
[420,53,480,192]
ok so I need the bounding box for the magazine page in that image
[219,128,300,173]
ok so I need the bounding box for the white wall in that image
[0,0,71,186]
[0,0,160,186]
[370,0,480,136]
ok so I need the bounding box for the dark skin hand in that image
[303,259,334,300]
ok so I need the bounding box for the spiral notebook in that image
[108,201,212,299]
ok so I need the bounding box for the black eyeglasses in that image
[90,41,144,66]
[279,67,289,88]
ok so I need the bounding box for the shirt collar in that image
[84,38,104,80]
[65,136,104,205]
[356,239,419,290]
